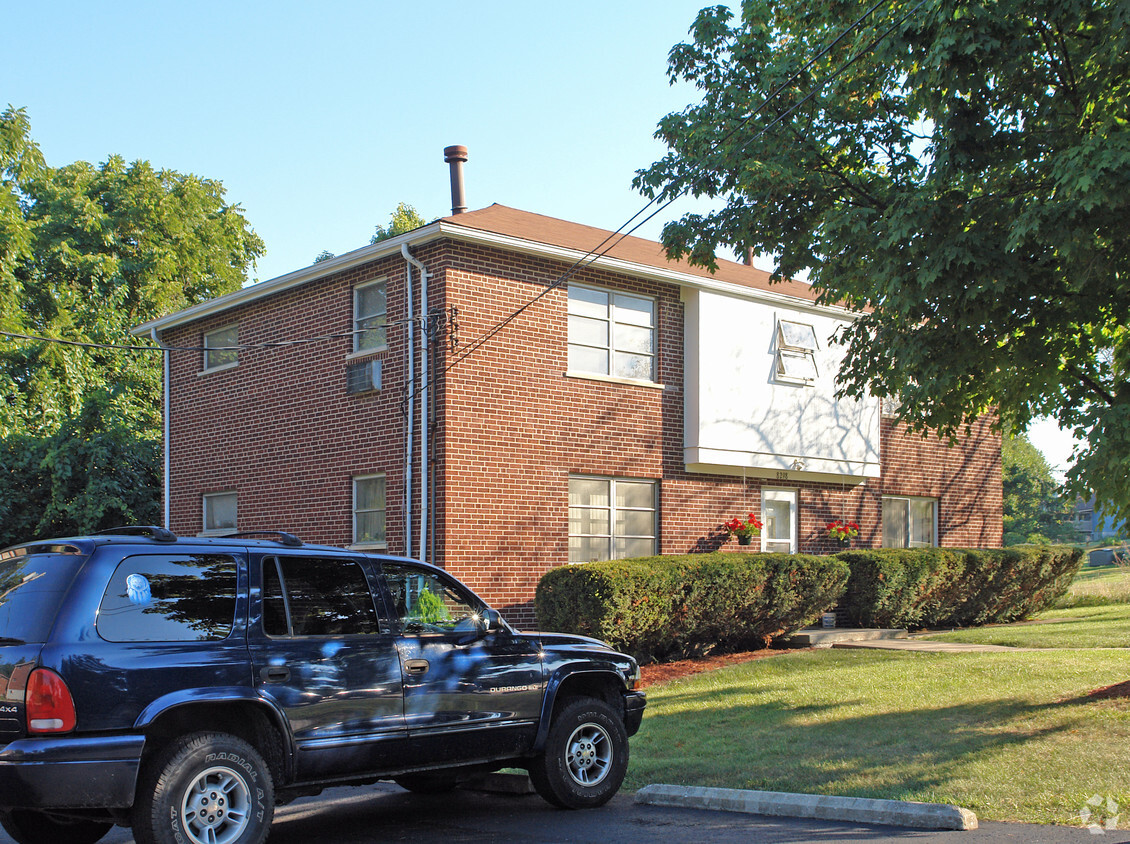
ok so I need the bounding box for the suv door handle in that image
[404,659,430,676]
[260,666,291,683]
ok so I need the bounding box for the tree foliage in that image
[0,106,262,542]
[370,201,427,244]
[1001,434,1078,545]
[636,0,1130,527]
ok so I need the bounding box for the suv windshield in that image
[0,545,88,644]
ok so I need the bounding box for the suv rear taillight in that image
[26,668,76,733]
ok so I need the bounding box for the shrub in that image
[534,553,849,662]
[837,546,1083,629]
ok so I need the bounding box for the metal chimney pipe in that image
[443,145,468,215]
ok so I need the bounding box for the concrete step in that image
[785,628,909,648]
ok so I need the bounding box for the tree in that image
[370,202,427,244]
[0,106,263,540]
[1001,434,1078,545]
[635,1,1130,528]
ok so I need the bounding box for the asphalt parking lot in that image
[4,784,1124,844]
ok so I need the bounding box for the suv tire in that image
[132,732,274,844]
[528,697,628,809]
[0,810,112,844]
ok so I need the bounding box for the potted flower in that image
[826,520,860,547]
[724,513,763,546]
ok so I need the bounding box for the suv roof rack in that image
[219,531,303,548]
[95,526,178,543]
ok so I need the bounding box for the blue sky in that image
[5,1,1078,470]
[6,1,720,281]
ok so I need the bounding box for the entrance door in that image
[762,488,797,553]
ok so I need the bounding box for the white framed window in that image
[883,496,937,548]
[202,491,237,535]
[353,474,387,548]
[569,476,657,563]
[761,488,797,553]
[774,318,818,384]
[354,280,388,353]
[567,285,656,381]
[203,325,239,372]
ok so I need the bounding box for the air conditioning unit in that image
[347,359,382,394]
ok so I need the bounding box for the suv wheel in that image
[528,697,628,809]
[0,810,112,844]
[132,732,274,844]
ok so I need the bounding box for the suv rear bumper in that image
[0,734,144,809]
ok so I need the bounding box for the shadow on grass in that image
[627,658,1095,799]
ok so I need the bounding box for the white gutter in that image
[150,328,170,529]
[401,243,429,563]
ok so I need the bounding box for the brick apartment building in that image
[135,175,1002,625]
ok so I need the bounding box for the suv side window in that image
[97,554,237,642]
[382,563,481,635]
[262,556,379,637]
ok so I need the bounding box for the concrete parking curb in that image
[635,784,978,831]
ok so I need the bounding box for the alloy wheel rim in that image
[178,765,253,844]
[565,722,612,787]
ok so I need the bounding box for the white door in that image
[762,488,797,553]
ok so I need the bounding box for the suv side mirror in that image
[482,608,503,634]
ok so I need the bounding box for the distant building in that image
[1073,497,1120,543]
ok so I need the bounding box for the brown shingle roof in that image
[441,203,818,302]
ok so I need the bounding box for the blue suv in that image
[0,527,645,844]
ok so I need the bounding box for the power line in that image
[437,0,930,383]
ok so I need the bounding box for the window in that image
[353,474,386,548]
[774,318,818,384]
[382,563,482,635]
[97,554,237,642]
[761,488,797,553]
[569,476,657,563]
[883,496,937,548]
[354,281,387,353]
[202,491,237,535]
[567,285,655,381]
[262,556,378,636]
[203,325,238,372]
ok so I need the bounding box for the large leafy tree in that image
[0,106,263,540]
[1001,434,1078,545]
[370,201,427,244]
[636,1,1130,527]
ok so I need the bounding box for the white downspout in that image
[402,248,415,558]
[401,243,429,562]
[150,328,170,529]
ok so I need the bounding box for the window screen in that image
[97,555,237,642]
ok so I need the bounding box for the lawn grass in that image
[626,648,1130,827]
[1056,564,1130,608]
[921,603,1130,649]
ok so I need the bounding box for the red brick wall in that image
[880,416,1003,547]
[163,253,410,549]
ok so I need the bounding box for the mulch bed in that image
[638,649,796,688]
[1087,680,1130,700]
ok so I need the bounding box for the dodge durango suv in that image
[0,527,645,844]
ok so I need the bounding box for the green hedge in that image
[534,553,849,662]
[836,545,1083,629]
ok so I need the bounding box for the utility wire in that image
[437,0,930,383]
[2,1,929,389]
